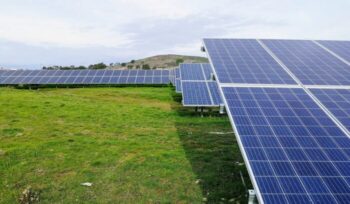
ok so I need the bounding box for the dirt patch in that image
[19,186,40,204]
[0,149,6,156]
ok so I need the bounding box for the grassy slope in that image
[112,54,209,69]
[0,87,250,203]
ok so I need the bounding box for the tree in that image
[121,63,127,67]
[127,65,133,69]
[88,63,107,69]
[136,65,140,69]
[77,66,87,69]
[130,60,136,64]
[142,64,150,70]
[176,58,184,66]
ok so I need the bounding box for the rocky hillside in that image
[111,54,208,69]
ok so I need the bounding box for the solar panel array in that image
[179,63,223,107]
[0,69,173,85]
[203,38,350,204]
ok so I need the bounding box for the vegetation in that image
[0,87,250,203]
[88,63,107,70]
[141,64,150,70]
[176,58,184,65]
[43,65,87,70]
[43,63,107,70]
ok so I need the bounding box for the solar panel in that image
[175,68,180,79]
[175,79,182,93]
[179,63,214,81]
[169,69,175,84]
[316,41,350,63]
[208,81,222,105]
[0,69,173,85]
[182,81,222,107]
[202,64,213,80]
[180,64,205,81]
[182,82,212,106]
[223,87,350,204]
[203,39,297,85]
[262,39,350,86]
[311,89,350,133]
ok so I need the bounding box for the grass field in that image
[0,87,251,203]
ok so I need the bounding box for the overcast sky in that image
[0,0,349,69]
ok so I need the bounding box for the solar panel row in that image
[0,69,173,85]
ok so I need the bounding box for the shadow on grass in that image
[171,91,252,203]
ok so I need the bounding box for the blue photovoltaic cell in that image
[317,40,350,63]
[175,79,182,93]
[311,89,350,133]
[223,87,350,204]
[129,70,138,76]
[202,64,213,80]
[153,77,162,84]
[144,77,152,84]
[203,39,297,84]
[120,70,129,76]
[262,39,350,85]
[169,69,175,84]
[175,68,180,79]
[153,70,162,76]
[180,64,205,80]
[208,81,222,105]
[182,82,212,106]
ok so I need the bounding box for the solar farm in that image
[1,39,350,204]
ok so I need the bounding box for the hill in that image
[112,54,208,69]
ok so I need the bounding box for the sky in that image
[0,0,349,69]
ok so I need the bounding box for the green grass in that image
[0,87,250,203]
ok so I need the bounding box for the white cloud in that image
[0,0,349,68]
[0,13,134,47]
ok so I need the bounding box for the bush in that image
[142,64,150,70]
[89,63,107,69]
[176,58,184,66]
